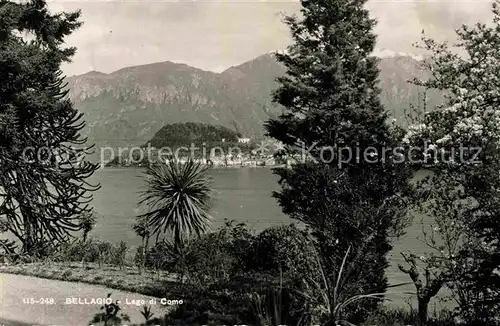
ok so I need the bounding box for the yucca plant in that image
[249,268,284,326]
[250,289,282,326]
[139,305,154,323]
[249,267,313,326]
[132,217,151,273]
[89,293,130,326]
[81,209,98,243]
[160,236,201,283]
[296,245,413,326]
[138,159,213,249]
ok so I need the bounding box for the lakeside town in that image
[104,137,291,168]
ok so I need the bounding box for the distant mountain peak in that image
[79,70,107,77]
[110,60,212,76]
[374,48,424,61]
[268,48,422,61]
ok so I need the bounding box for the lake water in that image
[88,167,295,244]
[89,168,443,300]
[89,168,431,253]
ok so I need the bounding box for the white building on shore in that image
[237,137,251,144]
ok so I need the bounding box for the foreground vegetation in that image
[0,222,457,326]
[0,261,175,298]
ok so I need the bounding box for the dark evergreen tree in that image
[0,0,99,254]
[265,0,413,322]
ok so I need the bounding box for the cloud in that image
[55,0,498,76]
[414,1,493,31]
[58,1,298,75]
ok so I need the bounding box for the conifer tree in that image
[0,0,99,254]
[266,0,412,322]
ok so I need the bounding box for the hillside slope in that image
[147,122,241,149]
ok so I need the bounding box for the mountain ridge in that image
[65,53,444,161]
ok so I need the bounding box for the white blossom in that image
[436,135,452,144]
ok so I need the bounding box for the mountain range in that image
[65,53,445,160]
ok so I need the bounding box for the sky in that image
[46,0,496,77]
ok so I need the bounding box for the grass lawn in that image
[0,262,179,299]
[0,262,458,326]
[0,318,41,326]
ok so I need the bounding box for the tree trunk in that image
[418,296,429,326]
[173,228,188,283]
[22,212,35,255]
[139,236,146,274]
[142,235,150,273]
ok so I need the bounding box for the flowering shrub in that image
[401,2,500,324]
[403,11,500,166]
